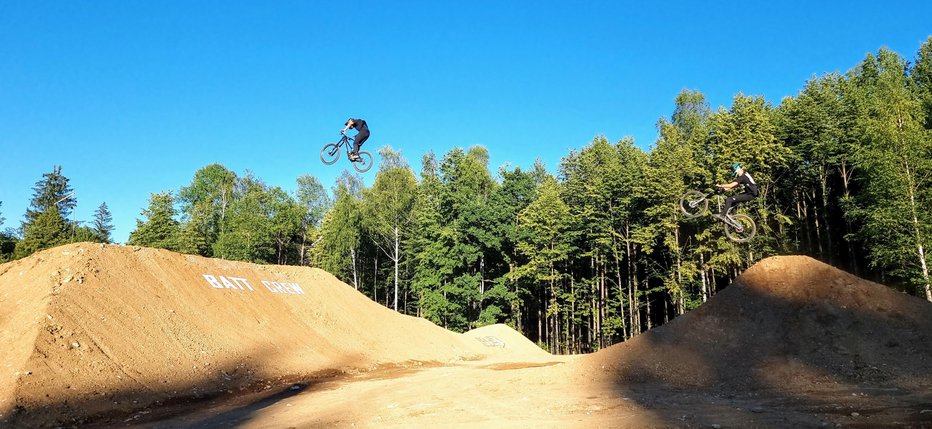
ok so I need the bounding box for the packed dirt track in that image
[2,244,931,428]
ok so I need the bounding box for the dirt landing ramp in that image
[571,255,932,426]
[0,243,495,427]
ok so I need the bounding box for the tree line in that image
[4,39,931,354]
[0,166,114,260]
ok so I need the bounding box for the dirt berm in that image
[573,255,932,399]
[0,243,545,427]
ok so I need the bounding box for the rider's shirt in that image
[738,172,758,196]
[351,119,369,132]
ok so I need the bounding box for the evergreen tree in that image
[0,201,15,261]
[408,152,457,325]
[128,192,180,250]
[92,202,114,243]
[25,166,76,225]
[15,207,67,258]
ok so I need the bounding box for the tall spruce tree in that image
[92,202,114,243]
[25,166,76,225]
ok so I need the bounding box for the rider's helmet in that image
[345,118,354,126]
[732,162,742,177]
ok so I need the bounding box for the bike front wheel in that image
[679,190,708,218]
[353,150,374,173]
[320,143,340,165]
[724,214,756,243]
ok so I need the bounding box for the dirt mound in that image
[573,255,932,393]
[0,243,498,427]
[462,324,553,362]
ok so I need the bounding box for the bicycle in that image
[320,133,374,173]
[679,189,757,243]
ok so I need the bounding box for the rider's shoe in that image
[349,153,359,161]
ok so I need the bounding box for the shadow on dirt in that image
[2,346,362,429]
[587,261,932,427]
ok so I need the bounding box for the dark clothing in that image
[737,172,758,196]
[347,118,368,132]
[352,129,369,154]
[722,172,758,215]
[723,192,755,215]
[347,118,369,154]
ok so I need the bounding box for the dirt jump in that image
[1,243,931,428]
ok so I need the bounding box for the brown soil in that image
[2,245,931,428]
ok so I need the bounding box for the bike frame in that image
[337,134,355,155]
[696,191,742,229]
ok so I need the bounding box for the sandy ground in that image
[3,244,932,428]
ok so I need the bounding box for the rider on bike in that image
[341,118,370,161]
[715,162,758,220]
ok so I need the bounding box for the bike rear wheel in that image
[724,213,756,243]
[353,150,374,173]
[679,190,708,218]
[320,143,340,165]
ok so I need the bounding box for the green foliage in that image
[848,48,932,294]
[93,38,932,354]
[92,202,114,243]
[25,165,76,225]
[128,192,180,250]
[315,181,363,280]
[212,176,279,263]
[15,207,67,258]
[177,164,238,256]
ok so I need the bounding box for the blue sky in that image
[1,1,930,243]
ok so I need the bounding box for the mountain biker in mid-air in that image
[341,117,370,161]
[714,162,758,222]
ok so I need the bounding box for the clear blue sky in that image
[1,1,930,243]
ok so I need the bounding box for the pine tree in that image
[25,166,76,225]
[128,192,180,250]
[0,201,17,261]
[15,206,67,258]
[92,202,114,243]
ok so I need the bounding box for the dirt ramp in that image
[574,255,932,392]
[0,243,482,427]
[463,324,554,362]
